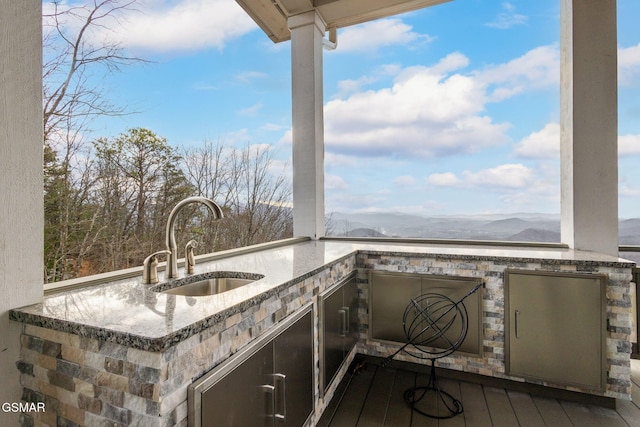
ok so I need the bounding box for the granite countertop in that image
[10,240,635,351]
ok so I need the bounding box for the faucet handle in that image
[185,240,198,275]
[143,250,171,285]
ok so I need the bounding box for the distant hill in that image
[506,228,561,243]
[340,228,387,238]
[482,218,531,233]
[619,218,640,244]
[326,211,639,244]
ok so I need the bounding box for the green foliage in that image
[44,128,195,281]
[43,129,293,282]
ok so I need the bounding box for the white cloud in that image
[620,184,640,197]
[324,52,509,158]
[234,71,268,85]
[514,122,560,159]
[333,18,433,54]
[427,172,460,187]
[463,164,535,189]
[331,64,402,99]
[277,129,292,147]
[238,102,263,116]
[515,125,640,158]
[279,44,561,163]
[485,2,528,29]
[619,134,640,156]
[477,45,559,102]
[325,174,349,191]
[62,0,257,54]
[220,128,250,145]
[262,123,289,132]
[309,44,561,161]
[619,43,640,86]
[334,76,378,98]
[429,164,536,191]
[393,175,416,186]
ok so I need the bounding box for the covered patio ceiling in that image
[236,0,451,42]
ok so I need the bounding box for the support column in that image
[560,0,618,256]
[0,0,44,421]
[289,11,326,239]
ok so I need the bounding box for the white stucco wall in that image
[0,0,44,423]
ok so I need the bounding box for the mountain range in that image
[326,212,640,246]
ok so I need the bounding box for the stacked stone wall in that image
[355,253,634,399]
[17,256,356,426]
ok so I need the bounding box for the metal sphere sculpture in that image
[401,292,469,360]
[382,281,483,419]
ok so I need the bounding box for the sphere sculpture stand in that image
[381,283,483,419]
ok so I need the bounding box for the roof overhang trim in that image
[236,0,452,43]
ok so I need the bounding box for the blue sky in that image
[47,0,640,218]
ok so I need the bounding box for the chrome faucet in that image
[185,239,198,275]
[165,196,224,279]
[142,250,170,284]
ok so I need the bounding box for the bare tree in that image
[227,143,292,246]
[182,141,293,250]
[324,212,337,237]
[43,0,144,143]
[42,0,147,281]
[183,139,234,207]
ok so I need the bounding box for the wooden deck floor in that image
[318,358,640,427]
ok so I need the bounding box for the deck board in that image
[483,387,519,427]
[506,390,546,427]
[407,374,465,427]
[616,399,640,427]
[531,396,573,427]
[356,366,396,427]
[560,401,628,427]
[437,378,466,427]
[631,358,639,386]
[329,366,376,427]
[383,369,417,426]
[317,369,353,427]
[405,373,435,427]
[323,360,638,427]
[457,382,493,427]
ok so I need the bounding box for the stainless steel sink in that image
[163,277,255,296]
[152,272,264,296]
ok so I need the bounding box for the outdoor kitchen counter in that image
[10,240,634,352]
[11,240,637,425]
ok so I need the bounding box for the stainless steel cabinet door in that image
[370,273,421,342]
[322,283,345,393]
[273,309,313,427]
[420,277,483,356]
[201,342,274,427]
[369,271,483,356]
[506,271,606,390]
[344,277,359,354]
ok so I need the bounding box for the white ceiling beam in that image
[279,0,314,15]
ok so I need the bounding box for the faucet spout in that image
[165,196,224,279]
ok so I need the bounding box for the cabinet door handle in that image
[343,306,350,334]
[261,384,276,420]
[515,310,520,339]
[339,309,346,337]
[274,373,286,422]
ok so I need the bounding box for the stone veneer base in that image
[17,256,356,426]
